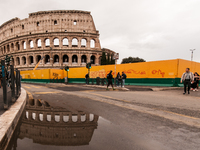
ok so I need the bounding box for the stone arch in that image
[63,55,68,63]
[72,55,78,63]
[16,42,20,50]
[54,20,57,25]
[62,38,69,46]
[72,38,78,47]
[81,55,87,63]
[7,45,10,52]
[22,56,26,65]
[22,41,26,50]
[28,56,34,65]
[53,38,59,47]
[45,55,50,64]
[91,55,96,64]
[3,46,6,53]
[11,43,14,51]
[36,39,42,48]
[29,40,34,49]
[90,39,95,48]
[16,57,20,65]
[81,39,87,47]
[54,54,59,63]
[45,38,50,47]
[36,55,41,63]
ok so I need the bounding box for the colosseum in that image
[0,10,115,70]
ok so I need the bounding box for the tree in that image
[101,52,107,65]
[121,57,146,64]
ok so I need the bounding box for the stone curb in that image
[0,88,27,150]
[151,87,182,91]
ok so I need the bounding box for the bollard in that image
[10,65,16,102]
[1,60,8,109]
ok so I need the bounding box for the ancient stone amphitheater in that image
[0,10,114,70]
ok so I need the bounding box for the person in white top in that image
[180,68,194,94]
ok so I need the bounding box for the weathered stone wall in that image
[0,10,102,70]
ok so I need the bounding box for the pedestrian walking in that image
[85,73,89,85]
[116,72,121,87]
[180,68,194,94]
[121,72,127,88]
[106,70,115,90]
[191,72,199,91]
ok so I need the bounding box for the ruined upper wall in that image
[0,10,98,43]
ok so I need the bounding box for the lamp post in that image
[190,49,195,61]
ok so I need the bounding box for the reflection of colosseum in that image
[0,10,114,70]
[18,99,99,146]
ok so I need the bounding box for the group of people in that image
[85,70,127,90]
[181,68,199,94]
[106,71,127,90]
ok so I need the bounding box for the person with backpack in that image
[106,70,115,90]
[116,72,121,87]
[180,68,194,94]
[121,72,127,88]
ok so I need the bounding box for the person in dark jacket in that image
[121,72,127,87]
[191,72,199,91]
[116,72,121,87]
[106,70,115,90]
[85,73,89,85]
[180,68,194,94]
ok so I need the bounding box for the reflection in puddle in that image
[7,99,99,149]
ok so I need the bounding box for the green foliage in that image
[121,57,146,64]
[101,52,107,65]
[101,52,115,65]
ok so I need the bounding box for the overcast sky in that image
[0,0,200,63]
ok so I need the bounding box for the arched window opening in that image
[54,55,59,63]
[72,38,78,47]
[91,55,95,64]
[74,20,77,25]
[22,56,26,65]
[54,20,57,25]
[37,39,41,48]
[11,28,13,33]
[7,45,10,52]
[36,55,41,63]
[22,41,26,50]
[30,41,34,49]
[28,56,34,65]
[54,38,59,47]
[16,57,20,65]
[45,39,50,47]
[4,46,6,53]
[81,39,87,47]
[45,55,50,64]
[90,39,95,48]
[72,55,78,63]
[81,55,87,63]
[37,22,40,26]
[63,55,68,63]
[16,42,20,50]
[22,25,24,29]
[55,115,60,122]
[11,43,14,51]
[63,38,68,46]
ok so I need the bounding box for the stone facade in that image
[0,10,105,70]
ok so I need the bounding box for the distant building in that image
[0,10,116,70]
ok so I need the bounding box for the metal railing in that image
[0,59,21,110]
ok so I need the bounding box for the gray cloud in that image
[0,0,200,63]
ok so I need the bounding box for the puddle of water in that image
[6,99,159,150]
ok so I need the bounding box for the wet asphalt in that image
[9,83,200,150]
